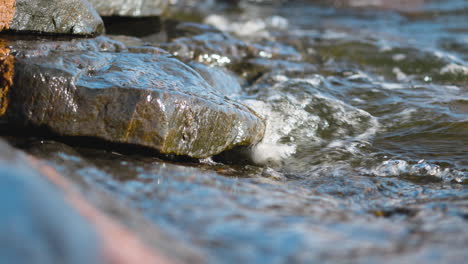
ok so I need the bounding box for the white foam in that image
[204,14,288,38]
[204,15,230,32]
[243,99,297,166]
[440,63,468,75]
[266,16,289,30]
[372,159,409,176]
[346,70,373,82]
[371,159,467,182]
[391,107,417,125]
[444,85,460,91]
[392,54,406,61]
[243,78,380,167]
[379,82,406,90]
[392,67,408,81]
[250,142,296,166]
[352,97,366,104]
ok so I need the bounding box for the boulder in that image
[87,0,169,17]
[6,38,265,158]
[8,0,104,35]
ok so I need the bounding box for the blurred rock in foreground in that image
[0,140,100,264]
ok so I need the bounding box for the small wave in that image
[440,63,468,75]
[243,99,298,166]
[370,159,467,183]
[244,77,379,168]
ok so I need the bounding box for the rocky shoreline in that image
[0,0,466,263]
[0,0,267,263]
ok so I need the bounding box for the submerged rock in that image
[7,38,265,158]
[88,0,168,17]
[0,140,99,264]
[160,32,252,66]
[160,31,303,71]
[166,22,222,40]
[7,0,104,35]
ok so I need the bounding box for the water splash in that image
[244,76,379,169]
[371,159,467,183]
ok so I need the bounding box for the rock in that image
[6,38,265,158]
[166,21,222,41]
[7,0,104,35]
[160,31,303,68]
[0,0,15,31]
[0,137,197,263]
[0,40,14,117]
[10,36,127,58]
[160,32,251,66]
[88,0,169,17]
[9,138,207,264]
[0,140,99,264]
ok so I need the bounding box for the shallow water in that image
[3,0,468,263]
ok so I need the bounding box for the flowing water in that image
[4,0,468,263]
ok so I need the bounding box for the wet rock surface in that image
[8,0,104,35]
[6,37,265,158]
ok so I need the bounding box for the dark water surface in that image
[5,0,468,263]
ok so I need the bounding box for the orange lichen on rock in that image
[0,39,13,116]
[0,0,15,31]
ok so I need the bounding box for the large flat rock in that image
[6,38,265,158]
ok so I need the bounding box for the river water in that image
[6,0,468,263]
